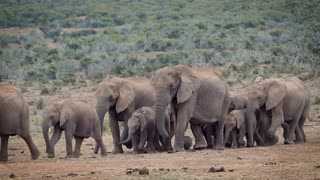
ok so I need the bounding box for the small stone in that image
[315,165,320,169]
[126,170,133,175]
[237,157,243,160]
[208,167,216,172]
[139,167,149,175]
[67,173,78,177]
[229,169,234,172]
[182,167,188,171]
[9,173,15,178]
[159,168,165,171]
[20,151,24,154]
[90,171,95,174]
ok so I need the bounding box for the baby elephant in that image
[120,107,159,153]
[224,109,248,148]
[42,99,107,158]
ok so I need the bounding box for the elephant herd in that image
[0,65,311,162]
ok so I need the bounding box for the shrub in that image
[40,88,50,95]
[35,98,45,110]
[315,96,320,105]
[69,30,97,38]
[0,35,20,47]
[270,46,284,56]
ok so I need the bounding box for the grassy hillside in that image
[0,0,319,83]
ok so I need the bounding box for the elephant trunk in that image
[42,120,51,153]
[119,128,134,145]
[246,102,258,147]
[155,89,170,139]
[96,104,108,133]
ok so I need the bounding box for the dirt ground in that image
[0,78,320,180]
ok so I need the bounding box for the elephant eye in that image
[108,95,114,101]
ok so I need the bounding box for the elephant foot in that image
[73,153,80,158]
[101,152,107,157]
[215,145,225,150]
[66,154,74,158]
[206,144,214,149]
[47,153,55,158]
[31,150,40,160]
[284,139,295,145]
[225,142,232,148]
[0,156,8,162]
[246,143,254,148]
[94,144,99,154]
[112,148,124,154]
[173,146,185,153]
[266,135,279,146]
[193,141,207,150]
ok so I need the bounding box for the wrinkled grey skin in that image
[95,77,155,154]
[0,84,39,162]
[154,65,229,152]
[246,77,310,147]
[42,100,107,158]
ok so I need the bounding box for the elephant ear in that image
[137,113,147,133]
[59,103,74,127]
[176,67,200,104]
[235,110,245,129]
[265,80,287,111]
[116,81,135,113]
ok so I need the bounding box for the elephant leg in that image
[266,107,283,146]
[47,127,62,158]
[282,122,290,141]
[294,126,304,143]
[216,119,225,150]
[131,135,139,153]
[94,136,107,157]
[65,132,74,158]
[231,130,238,148]
[73,137,84,158]
[203,124,214,149]
[298,109,308,143]
[154,134,164,152]
[191,123,207,150]
[238,128,246,147]
[109,113,123,154]
[0,135,9,161]
[138,131,148,153]
[19,133,40,160]
[284,110,303,145]
[174,96,196,152]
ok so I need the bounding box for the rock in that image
[208,167,225,173]
[184,136,192,150]
[182,167,188,171]
[67,173,78,177]
[9,173,15,178]
[139,167,149,175]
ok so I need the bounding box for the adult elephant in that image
[0,83,39,161]
[154,65,229,151]
[246,77,310,147]
[95,77,155,153]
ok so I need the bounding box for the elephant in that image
[246,77,310,147]
[120,106,172,153]
[0,83,40,161]
[119,107,157,153]
[228,92,248,112]
[224,109,248,148]
[95,77,155,154]
[154,65,229,151]
[183,136,192,150]
[42,99,107,158]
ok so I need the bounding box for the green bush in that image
[36,98,45,110]
[0,35,20,47]
[315,96,320,105]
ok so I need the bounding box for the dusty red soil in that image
[0,79,319,180]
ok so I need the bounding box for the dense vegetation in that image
[0,0,319,84]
